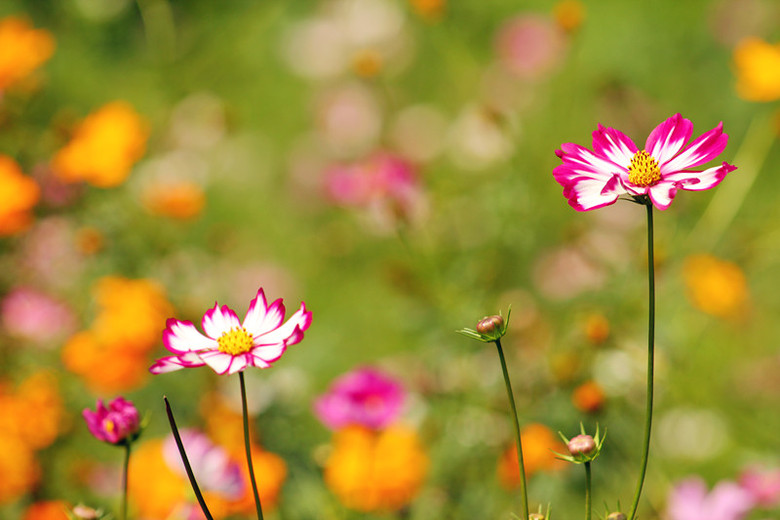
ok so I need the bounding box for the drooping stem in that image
[494,338,529,520]
[120,442,131,520]
[164,396,214,520]
[628,202,656,520]
[584,461,592,520]
[239,371,265,520]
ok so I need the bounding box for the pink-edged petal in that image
[250,343,286,365]
[591,124,638,168]
[556,142,629,181]
[253,303,313,346]
[243,291,285,337]
[660,122,729,173]
[647,181,678,210]
[199,350,248,375]
[150,352,206,374]
[664,162,737,191]
[202,304,241,339]
[554,165,624,211]
[645,113,693,166]
[163,319,217,354]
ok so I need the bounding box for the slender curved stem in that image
[164,396,214,520]
[120,442,131,520]
[240,371,265,520]
[628,202,656,520]
[584,461,592,520]
[495,338,529,520]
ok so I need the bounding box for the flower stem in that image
[628,202,655,520]
[584,461,592,520]
[121,442,131,520]
[494,338,529,520]
[163,396,214,520]
[239,371,265,520]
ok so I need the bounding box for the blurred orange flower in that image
[324,425,428,512]
[733,37,780,102]
[583,313,609,345]
[22,500,69,520]
[142,179,205,219]
[51,101,149,188]
[572,380,606,413]
[0,155,40,236]
[0,16,54,91]
[497,422,567,489]
[409,0,445,21]
[0,432,39,504]
[683,254,748,318]
[553,0,585,33]
[62,276,173,392]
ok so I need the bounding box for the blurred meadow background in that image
[1,0,780,518]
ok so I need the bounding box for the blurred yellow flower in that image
[0,16,54,91]
[583,312,610,345]
[22,500,69,520]
[142,179,206,220]
[733,37,780,102]
[128,439,193,520]
[51,101,149,188]
[553,0,585,33]
[62,276,173,392]
[572,380,606,413]
[497,423,567,489]
[325,425,428,512]
[684,254,748,318]
[0,432,39,504]
[0,155,40,236]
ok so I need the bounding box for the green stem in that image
[494,338,529,520]
[240,371,265,520]
[164,396,214,520]
[628,202,656,520]
[121,442,131,520]
[584,461,592,520]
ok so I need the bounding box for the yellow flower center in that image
[104,419,115,433]
[217,327,254,355]
[627,150,661,187]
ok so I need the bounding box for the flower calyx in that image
[456,307,511,343]
[555,423,605,464]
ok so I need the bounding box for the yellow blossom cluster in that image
[62,276,173,392]
[0,16,54,91]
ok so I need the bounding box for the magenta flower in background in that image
[325,152,420,209]
[495,14,566,80]
[314,366,405,430]
[162,429,244,499]
[739,466,780,508]
[150,288,312,376]
[1,286,76,344]
[553,113,737,211]
[666,477,756,520]
[83,397,141,445]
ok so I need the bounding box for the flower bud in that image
[528,514,545,520]
[476,315,504,335]
[72,504,101,519]
[567,434,596,456]
[607,513,627,520]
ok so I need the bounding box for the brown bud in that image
[607,513,627,520]
[476,315,504,335]
[567,434,596,456]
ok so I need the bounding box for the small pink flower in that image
[666,477,756,520]
[314,366,405,430]
[495,14,566,79]
[553,113,737,211]
[83,397,141,445]
[1,286,76,344]
[150,288,312,376]
[739,466,780,508]
[162,429,244,499]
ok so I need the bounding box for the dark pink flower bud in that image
[83,397,141,445]
[476,315,504,335]
[567,434,596,456]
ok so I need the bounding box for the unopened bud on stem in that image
[567,434,596,456]
[476,315,504,335]
[607,513,627,520]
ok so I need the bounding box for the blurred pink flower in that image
[314,367,405,430]
[82,397,141,445]
[162,429,244,499]
[666,477,756,520]
[1,287,76,344]
[150,287,312,376]
[495,14,566,80]
[739,466,780,508]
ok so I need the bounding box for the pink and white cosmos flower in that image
[150,288,312,376]
[553,113,737,211]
